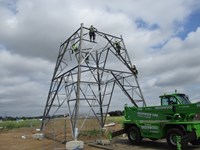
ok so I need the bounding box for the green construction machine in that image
[116,91,200,148]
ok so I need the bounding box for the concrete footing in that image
[65,140,84,150]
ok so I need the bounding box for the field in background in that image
[0,119,40,130]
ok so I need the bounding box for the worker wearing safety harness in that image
[131,65,138,77]
[89,25,97,42]
[115,40,121,54]
[71,44,78,54]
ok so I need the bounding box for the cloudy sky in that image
[0,0,200,117]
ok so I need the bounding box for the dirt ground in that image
[1,119,200,150]
[1,128,200,150]
[0,128,61,150]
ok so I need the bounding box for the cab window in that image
[169,97,177,104]
[161,97,169,106]
[161,96,177,105]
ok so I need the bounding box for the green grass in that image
[79,116,125,138]
[0,119,41,130]
[106,116,125,124]
[0,116,124,131]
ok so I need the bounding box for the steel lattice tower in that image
[41,23,146,139]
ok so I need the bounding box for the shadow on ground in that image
[112,137,200,150]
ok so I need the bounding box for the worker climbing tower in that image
[41,23,146,139]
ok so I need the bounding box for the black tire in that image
[190,138,200,145]
[166,128,188,148]
[127,126,142,145]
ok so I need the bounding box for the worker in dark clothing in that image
[131,65,138,77]
[89,25,96,42]
[168,100,173,105]
[115,40,121,54]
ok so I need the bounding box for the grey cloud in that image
[0,50,53,116]
[0,0,200,116]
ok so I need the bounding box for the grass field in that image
[0,117,124,150]
[0,119,41,130]
[0,116,124,133]
[0,116,124,145]
[106,116,124,124]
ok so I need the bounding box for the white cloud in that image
[139,27,200,105]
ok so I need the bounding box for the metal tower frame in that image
[41,23,146,139]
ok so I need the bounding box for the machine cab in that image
[160,93,191,106]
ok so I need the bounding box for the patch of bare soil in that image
[0,128,62,150]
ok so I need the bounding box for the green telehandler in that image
[113,91,200,148]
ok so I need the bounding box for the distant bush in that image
[108,110,123,116]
